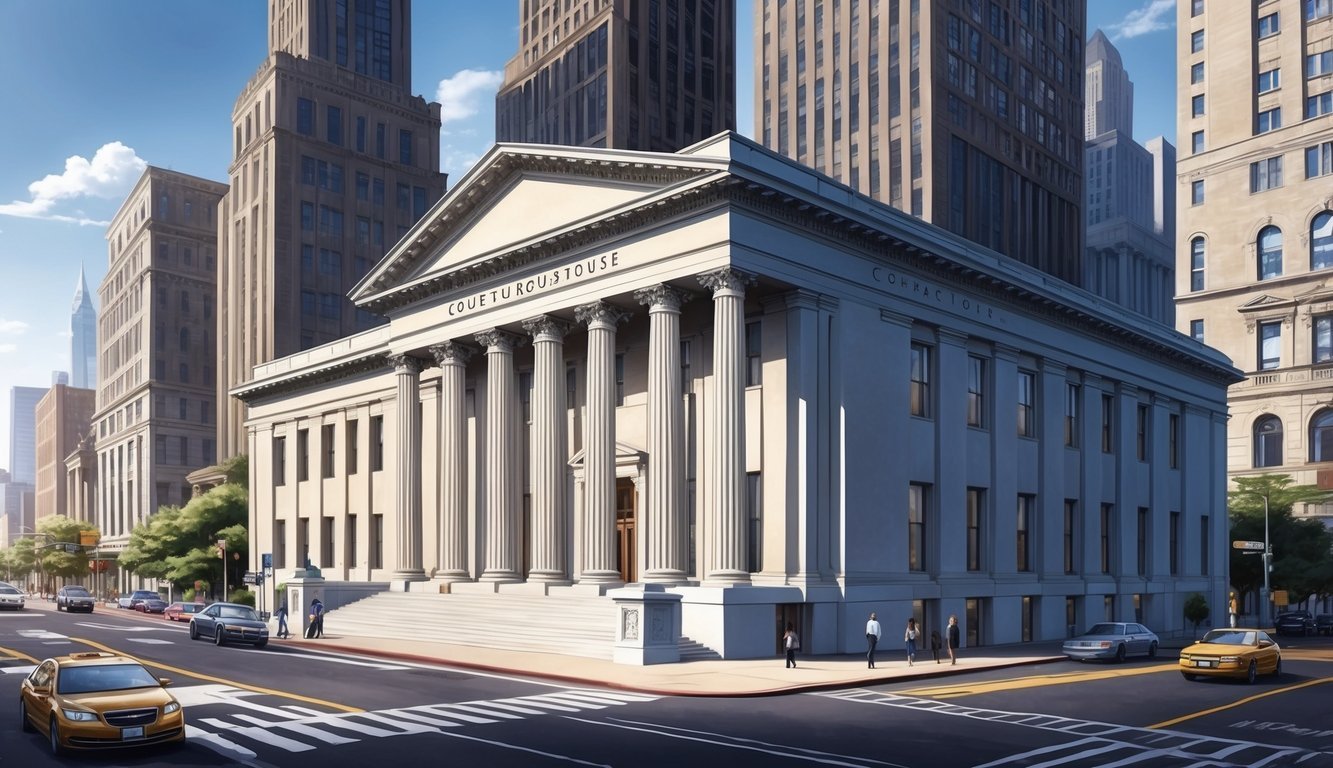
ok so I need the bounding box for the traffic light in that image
[79,530,100,548]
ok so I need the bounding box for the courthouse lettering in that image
[445,252,622,318]
[871,266,994,320]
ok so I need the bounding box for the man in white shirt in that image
[866,612,882,669]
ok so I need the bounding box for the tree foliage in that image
[35,516,100,585]
[119,481,248,591]
[1183,593,1209,632]
[1229,474,1333,606]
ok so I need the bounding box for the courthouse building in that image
[237,134,1238,659]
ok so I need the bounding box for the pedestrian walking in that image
[306,597,324,638]
[866,612,882,669]
[947,615,960,666]
[904,618,919,666]
[930,629,942,663]
[783,622,800,668]
[275,603,290,639]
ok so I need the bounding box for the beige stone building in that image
[1174,0,1333,597]
[33,384,95,523]
[94,168,228,584]
[218,0,446,458]
[495,0,736,151]
[754,0,1085,285]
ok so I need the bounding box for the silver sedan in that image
[1063,622,1160,662]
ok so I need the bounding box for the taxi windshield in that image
[1201,630,1255,646]
[58,664,160,694]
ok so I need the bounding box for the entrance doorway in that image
[615,477,636,582]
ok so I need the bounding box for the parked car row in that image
[55,586,95,613]
[0,581,26,611]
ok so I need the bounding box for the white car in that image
[0,582,27,611]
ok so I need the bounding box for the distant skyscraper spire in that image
[70,263,97,389]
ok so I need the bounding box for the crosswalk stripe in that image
[440,703,523,720]
[318,714,408,737]
[352,712,438,734]
[459,700,549,716]
[416,704,501,724]
[548,691,634,706]
[385,709,466,728]
[262,719,360,745]
[512,695,585,712]
[536,692,609,709]
[225,725,317,752]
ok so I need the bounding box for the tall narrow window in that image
[346,419,359,474]
[1063,500,1076,574]
[1190,237,1205,291]
[1065,383,1079,447]
[1201,516,1210,576]
[1017,371,1036,437]
[1136,404,1149,461]
[371,514,384,569]
[1016,495,1033,572]
[908,484,927,572]
[1169,414,1180,469]
[746,473,762,573]
[1100,503,1113,574]
[910,343,931,417]
[1137,507,1149,576]
[1258,226,1283,279]
[1191,320,1205,342]
[966,488,983,571]
[614,354,626,406]
[680,339,693,393]
[273,436,287,486]
[321,424,335,478]
[1021,596,1034,642]
[1317,315,1333,363]
[1258,321,1281,370]
[1313,211,1333,270]
[1101,394,1114,452]
[1253,415,1283,467]
[1314,409,1333,462]
[967,356,986,428]
[1170,511,1180,576]
[371,415,384,471]
[297,429,309,482]
[297,97,314,136]
[745,321,762,386]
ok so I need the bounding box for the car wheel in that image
[1181,673,1197,681]
[1115,644,1127,663]
[189,622,198,641]
[19,699,32,732]
[214,626,226,647]
[1147,642,1158,660]
[255,639,268,649]
[1247,660,1258,684]
[49,716,63,756]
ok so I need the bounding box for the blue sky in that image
[0,0,1173,472]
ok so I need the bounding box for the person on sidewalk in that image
[274,603,290,639]
[905,618,919,666]
[947,615,960,666]
[930,629,942,663]
[866,612,882,668]
[783,622,800,668]
[306,597,324,638]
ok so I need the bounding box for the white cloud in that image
[0,344,15,354]
[0,141,146,226]
[435,69,504,125]
[1108,0,1175,39]
[0,319,29,335]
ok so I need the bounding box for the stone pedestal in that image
[284,574,326,639]
[609,584,681,665]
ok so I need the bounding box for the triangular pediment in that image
[1238,294,1292,311]
[567,441,648,470]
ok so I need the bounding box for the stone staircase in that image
[323,590,720,662]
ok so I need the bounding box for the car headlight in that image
[1220,656,1241,663]
[1098,641,1111,649]
[163,701,181,715]
[62,708,98,722]
[1179,653,1191,661]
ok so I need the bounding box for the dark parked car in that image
[134,598,168,614]
[124,590,160,610]
[55,586,95,613]
[188,603,269,648]
[1317,615,1333,636]
[1274,610,1316,637]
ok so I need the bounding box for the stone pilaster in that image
[575,301,630,584]
[429,341,474,583]
[521,315,571,583]
[388,353,428,583]
[635,284,691,584]
[475,329,525,583]
[698,268,755,584]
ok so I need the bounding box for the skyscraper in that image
[8,386,45,485]
[755,0,1085,284]
[70,264,97,389]
[34,383,95,522]
[94,168,227,574]
[495,0,737,151]
[1174,1,1333,500]
[1082,29,1174,325]
[217,0,446,458]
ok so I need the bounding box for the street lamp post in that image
[1262,495,1272,628]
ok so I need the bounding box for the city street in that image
[2,605,1331,767]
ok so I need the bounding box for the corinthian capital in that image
[387,353,426,374]
[429,341,475,367]
[474,328,525,352]
[521,315,570,341]
[574,301,631,328]
[697,267,756,296]
[633,284,692,312]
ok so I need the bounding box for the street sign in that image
[261,553,272,569]
[242,571,263,585]
[1273,590,1289,606]
[1232,540,1265,551]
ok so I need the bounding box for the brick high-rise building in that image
[218,0,446,458]
[34,383,95,522]
[495,0,737,151]
[755,0,1085,284]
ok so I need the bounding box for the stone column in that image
[575,301,629,584]
[475,329,524,583]
[388,353,428,583]
[522,315,571,583]
[429,341,473,583]
[635,285,690,584]
[699,268,754,584]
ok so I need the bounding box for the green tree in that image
[1183,593,1209,633]
[1229,474,1333,608]
[118,480,248,593]
[34,516,101,590]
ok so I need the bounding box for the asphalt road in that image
[2,605,1331,767]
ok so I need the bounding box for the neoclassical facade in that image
[238,134,1238,659]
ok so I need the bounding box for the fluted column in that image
[522,315,571,583]
[699,268,754,584]
[635,284,690,584]
[576,301,629,584]
[388,353,428,583]
[429,341,474,583]
[476,329,524,583]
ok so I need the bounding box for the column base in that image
[525,570,573,585]
[640,569,689,585]
[478,570,524,584]
[577,570,626,588]
[703,569,752,586]
[388,569,429,587]
[430,569,473,584]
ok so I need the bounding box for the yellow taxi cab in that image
[18,651,185,755]
[1178,628,1282,684]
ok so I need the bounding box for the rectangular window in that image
[1257,108,1282,133]
[1017,371,1036,437]
[399,129,413,165]
[273,436,286,486]
[1257,12,1280,37]
[910,343,931,418]
[1191,30,1204,53]
[297,428,309,482]
[1191,61,1204,84]
[297,97,315,135]
[1136,403,1150,461]
[1170,511,1180,576]
[1191,130,1205,154]
[1168,414,1181,469]
[967,488,983,571]
[1191,319,1205,342]
[1201,516,1210,576]
[681,339,693,394]
[1312,0,1333,23]
[908,484,927,572]
[1100,503,1113,574]
[967,356,986,428]
[321,424,335,478]
[1101,394,1114,452]
[1191,238,1206,291]
[1309,91,1333,119]
[1063,500,1076,574]
[1258,68,1281,93]
[1192,94,1205,117]
[371,514,384,569]
[1191,180,1204,205]
[745,321,762,386]
[326,105,343,145]
[1021,596,1033,642]
[1316,315,1333,363]
[746,473,762,573]
[614,354,626,406]
[1192,0,1204,15]
[375,122,386,158]
[1251,157,1283,192]
[346,419,359,474]
[1137,507,1149,576]
[345,515,357,570]
[1016,495,1033,572]
[966,598,982,648]
[1065,383,1079,447]
[321,517,335,570]
[274,520,287,570]
[1259,320,1282,370]
[1308,142,1333,179]
[371,415,384,471]
[1309,51,1333,79]
[355,115,366,152]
